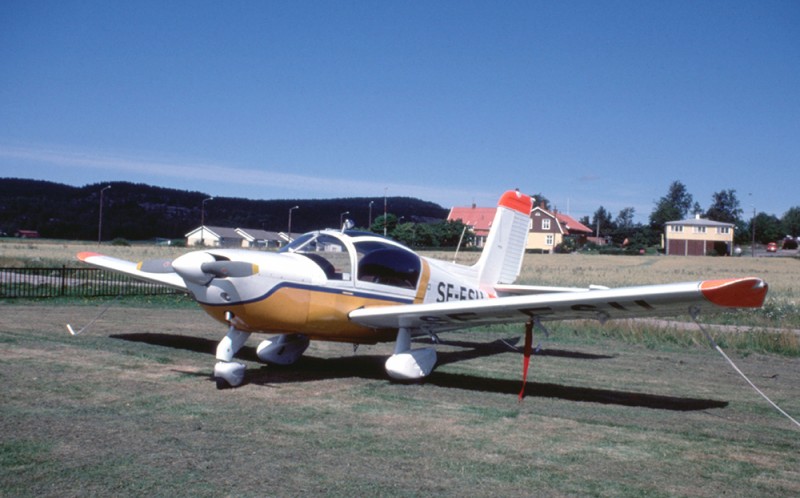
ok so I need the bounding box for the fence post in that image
[61,265,67,297]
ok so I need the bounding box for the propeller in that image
[137,252,258,285]
[200,261,259,278]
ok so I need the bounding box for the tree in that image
[781,207,800,237]
[433,219,471,247]
[751,212,782,244]
[612,207,638,245]
[615,207,635,229]
[531,193,551,211]
[705,189,742,224]
[371,214,398,235]
[590,206,614,237]
[649,180,694,232]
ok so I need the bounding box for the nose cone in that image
[172,251,217,285]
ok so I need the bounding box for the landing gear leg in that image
[384,327,437,380]
[214,325,251,388]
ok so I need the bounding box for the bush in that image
[111,238,131,246]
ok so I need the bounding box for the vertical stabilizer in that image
[473,190,533,288]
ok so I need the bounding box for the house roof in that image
[554,213,593,234]
[447,206,496,234]
[531,207,593,234]
[185,226,298,242]
[185,226,242,239]
[235,228,285,242]
[665,217,734,228]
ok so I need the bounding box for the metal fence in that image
[0,267,182,298]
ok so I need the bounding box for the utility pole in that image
[751,206,756,257]
[288,205,299,241]
[201,197,213,246]
[98,185,111,244]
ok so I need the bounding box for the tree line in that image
[556,180,799,249]
[0,178,459,245]
[3,177,796,251]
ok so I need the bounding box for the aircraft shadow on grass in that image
[111,333,727,412]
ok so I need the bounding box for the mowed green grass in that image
[2,240,799,495]
[1,302,799,497]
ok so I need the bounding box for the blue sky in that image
[1,1,798,223]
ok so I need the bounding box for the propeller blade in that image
[200,261,259,278]
[137,259,175,273]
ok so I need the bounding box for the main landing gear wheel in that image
[213,361,246,389]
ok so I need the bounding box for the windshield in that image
[281,232,352,280]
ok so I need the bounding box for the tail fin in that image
[473,190,533,287]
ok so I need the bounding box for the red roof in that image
[554,213,593,234]
[449,204,592,236]
[447,206,496,235]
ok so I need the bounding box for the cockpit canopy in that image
[281,231,421,290]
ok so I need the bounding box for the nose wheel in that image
[213,325,251,388]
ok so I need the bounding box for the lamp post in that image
[201,197,213,246]
[749,193,755,257]
[340,211,350,229]
[288,205,299,241]
[751,206,756,257]
[383,188,388,236]
[368,200,374,228]
[98,185,111,244]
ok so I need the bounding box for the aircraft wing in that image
[77,252,188,291]
[349,277,767,330]
[493,283,600,296]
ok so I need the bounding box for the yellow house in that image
[527,206,593,253]
[664,216,735,256]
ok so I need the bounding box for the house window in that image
[718,227,730,234]
[671,225,683,232]
[542,219,551,230]
[694,226,706,233]
[546,234,554,246]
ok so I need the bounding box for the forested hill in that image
[0,178,449,241]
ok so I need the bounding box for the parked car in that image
[782,236,798,250]
[766,242,778,252]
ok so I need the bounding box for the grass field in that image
[2,240,800,496]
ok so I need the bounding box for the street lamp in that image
[201,197,213,246]
[368,200,374,228]
[98,185,111,244]
[383,187,388,236]
[749,193,755,257]
[288,205,299,241]
[751,206,756,258]
[340,211,350,229]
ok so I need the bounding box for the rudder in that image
[474,190,533,287]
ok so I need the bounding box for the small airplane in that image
[76,190,768,389]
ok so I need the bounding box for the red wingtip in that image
[700,277,768,308]
[77,251,101,261]
[498,190,533,214]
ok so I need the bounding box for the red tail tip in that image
[498,190,533,214]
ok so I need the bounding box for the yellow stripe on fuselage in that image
[414,260,431,304]
[199,284,405,343]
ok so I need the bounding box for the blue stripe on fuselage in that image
[196,281,415,307]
